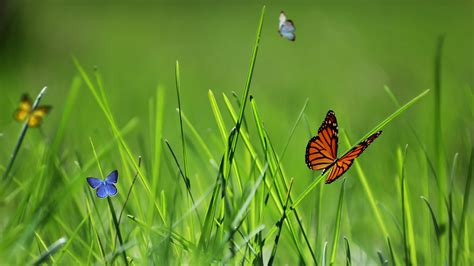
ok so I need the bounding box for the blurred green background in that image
[0,0,472,263]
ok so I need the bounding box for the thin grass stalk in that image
[455,148,474,264]
[400,145,411,265]
[3,86,47,180]
[107,197,128,265]
[433,35,448,264]
[330,179,346,265]
[175,61,190,187]
[448,153,458,266]
[268,178,294,266]
[344,237,351,266]
[387,237,397,266]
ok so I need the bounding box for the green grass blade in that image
[344,237,351,266]
[278,98,309,159]
[377,251,389,265]
[230,164,268,229]
[455,148,473,265]
[447,153,458,266]
[106,197,128,265]
[175,61,190,186]
[433,36,448,264]
[420,196,442,243]
[268,178,294,266]
[330,179,346,265]
[32,237,66,265]
[400,145,416,265]
[387,237,397,266]
[181,110,215,163]
[321,241,328,266]
[51,76,81,154]
[231,5,265,147]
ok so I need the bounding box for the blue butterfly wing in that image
[105,170,118,184]
[96,184,108,198]
[105,184,118,197]
[87,177,102,189]
[280,22,295,41]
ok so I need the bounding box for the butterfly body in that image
[14,94,51,127]
[86,170,118,198]
[279,11,296,41]
[305,110,382,184]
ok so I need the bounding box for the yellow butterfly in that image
[14,94,52,127]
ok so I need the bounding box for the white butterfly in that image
[279,11,295,41]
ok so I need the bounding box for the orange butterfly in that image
[305,110,382,184]
[13,94,52,128]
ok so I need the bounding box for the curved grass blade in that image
[377,251,389,265]
[321,241,328,266]
[32,237,67,265]
[420,196,442,243]
[344,237,351,266]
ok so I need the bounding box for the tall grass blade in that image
[175,61,190,187]
[448,153,458,266]
[107,197,128,265]
[400,145,413,265]
[268,178,294,266]
[455,148,473,264]
[433,35,448,264]
[330,179,346,265]
[387,237,397,266]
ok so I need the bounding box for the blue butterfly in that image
[86,170,118,198]
[279,11,296,41]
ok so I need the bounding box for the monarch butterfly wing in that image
[325,131,382,184]
[28,105,52,127]
[305,110,339,170]
[13,94,32,122]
